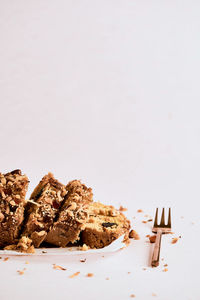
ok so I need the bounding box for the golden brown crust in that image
[22,173,67,247]
[45,180,93,247]
[81,202,130,248]
[0,170,29,248]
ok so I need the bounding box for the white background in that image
[0,0,200,299]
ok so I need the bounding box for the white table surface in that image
[0,0,200,299]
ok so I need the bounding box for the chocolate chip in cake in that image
[102,222,118,228]
[52,200,60,209]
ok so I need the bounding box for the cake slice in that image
[0,170,29,248]
[45,180,93,247]
[22,173,67,247]
[81,202,130,248]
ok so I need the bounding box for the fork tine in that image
[153,208,158,227]
[160,208,165,226]
[168,207,171,227]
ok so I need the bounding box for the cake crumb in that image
[17,268,26,275]
[143,267,147,270]
[152,293,157,296]
[80,258,86,263]
[128,272,131,274]
[69,271,80,278]
[86,273,94,277]
[142,221,147,223]
[129,230,140,240]
[25,261,29,264]
[163,268,168,272]
[80,244,89,251]
[130,294,136,298]
[137,209,143,213]
[164,264,168,267]
[4,257,9,261]
[149,235,156,243]
[53,264,66,271]
[42,251,47,254]
[106,277,109,280]
[146,234,150,238]
[171,237,179,244]
[119,206,127,212]
[147,219,153,222]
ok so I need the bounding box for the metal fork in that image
[151,208,172,267]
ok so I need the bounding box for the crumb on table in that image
[69,272,80,278]
[3,257,9,261]
[171,237,179,244]
[119,206,128,212]
[86,273,94,277]
[17,268,26,275]
[53,264,66,271]
[163,268,168,272]
[129,230,140,240]
[149,235,156,243]
[137,209,143,213]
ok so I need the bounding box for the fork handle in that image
[151,229,162,267]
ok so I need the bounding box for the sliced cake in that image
[45,180,93,247]
[22,173,67,247]
[81,202,130,248]
[0,170,29,248]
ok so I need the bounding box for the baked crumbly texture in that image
[0,170,29,248]
[81,202,130,248]
[22,173,67,247]
[45,180,93,247]
[4,236,35,253]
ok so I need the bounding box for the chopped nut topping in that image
[69,272,80,278]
